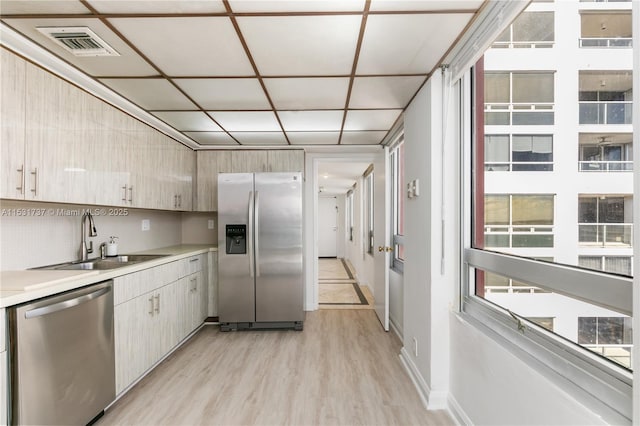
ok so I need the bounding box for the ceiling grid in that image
[0,0,483,147]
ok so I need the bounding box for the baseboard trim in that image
[399,348,449,411]
[448,394,473,426]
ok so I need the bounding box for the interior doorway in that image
[318,196,338,257]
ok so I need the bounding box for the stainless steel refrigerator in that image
[218,172,304,331]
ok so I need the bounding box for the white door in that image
[373,148,390,331]
[318,196,338,257]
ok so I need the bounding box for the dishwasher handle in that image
[25,286,111,319]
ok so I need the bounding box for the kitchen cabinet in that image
[195,150,303,211]
[0,49,26,200]
[0,49,195,211]
[195,151,232,212]
[113,254,208,394]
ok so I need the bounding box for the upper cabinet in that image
[1,49,27,200]
[0,49,195,210]
[194,149,304,212]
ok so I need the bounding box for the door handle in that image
[25,286,111,319]
[248,191,254,278]
[378,246,393,252]
[255,191,260,277]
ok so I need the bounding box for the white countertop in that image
[0,245,217,308]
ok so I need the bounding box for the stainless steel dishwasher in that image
[9,280,115,425]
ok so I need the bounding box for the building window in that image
[579,133,633,171]
[484,194,554,248]
[579,11,632,48]
[578,195,632,247]
[578,256,632,276]
[579,71,633,125]
[364,170,374,255]
[578,317,633,369]
[485,134,553,171]
[390,138,405,272]
[485,71,555,125]
[493,11,554,49]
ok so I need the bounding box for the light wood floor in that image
[98,310,453,426]
[318,258,373,310]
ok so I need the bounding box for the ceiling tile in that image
[185,132,238,145]
[0,1,89,14]
[369,0,482,11]
[278,111,344,132]
[350,76,425,109]
[237,15,361,76]
[99,78,196,109]
[357,13,473,74]
[230,132,288,145]
[288,132,341,145]
[3,18,158,76]
[207,111,281,131]
[344,110,402,131]
[174,78,270,110]
[341,131,387,145]
[229,0,365,13]
[264,78,349,110]
[151,111,221,131]
[88,0,226,14]
[108,17,255,76]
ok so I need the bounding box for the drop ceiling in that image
[0,0,485,148]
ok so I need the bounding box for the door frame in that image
[304,148,381,311]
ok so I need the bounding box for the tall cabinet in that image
[194,150,304,211]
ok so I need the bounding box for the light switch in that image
[141,219,150,231]
[413,179,420,197]
[208,219,215,230]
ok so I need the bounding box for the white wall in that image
[388,268,403,339]
[0,199,182,270]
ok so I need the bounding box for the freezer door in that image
[254,173,304,322]
[218,173,255,323]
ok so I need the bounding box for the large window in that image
[346,190,354,242]
[464,5,633,420]
[485,71,555,125]
[390,138,405,271]
[485,134,553,171]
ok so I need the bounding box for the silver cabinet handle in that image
[30,168,38,196]
[154,294,160,313]
[191,277,197,292]
[189,258,199,263]
[25,287,111,319]
[122,185,128,202]
[149,296,154,315]
[16,165,24,194]
[128,185,133,203]
[178,194,182,208]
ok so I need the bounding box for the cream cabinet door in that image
[0,50,26,199]
[267,150,305,174]
[231,150,268,173]
[196,150,232,211]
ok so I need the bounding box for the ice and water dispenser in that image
[226,225,247,254]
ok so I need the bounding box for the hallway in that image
[318,258,373,309]
[98,310,452,425]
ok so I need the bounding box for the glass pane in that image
[485,135,509,162]
[485,73,510,103]
[513,12,554,42]
[485,195,509,225]
[512,195,553,225]
[512,72,554,103]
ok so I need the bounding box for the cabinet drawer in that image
[114,261,181,305]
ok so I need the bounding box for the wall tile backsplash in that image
[0,200,183,270]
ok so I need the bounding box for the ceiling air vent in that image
[37,26,120,57]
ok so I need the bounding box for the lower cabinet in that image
[1,308,6,425]
[114,254,208,395]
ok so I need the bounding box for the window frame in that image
[460,65,633,424]
[390,135,405,273]
[346,189,354,242]
[364,168,374,256]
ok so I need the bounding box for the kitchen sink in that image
[34,254,169,271]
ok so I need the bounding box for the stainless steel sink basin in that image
[34,254,169,271]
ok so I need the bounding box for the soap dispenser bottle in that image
[106,236,118,257]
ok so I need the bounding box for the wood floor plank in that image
[98,310,453,426]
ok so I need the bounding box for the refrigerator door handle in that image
[255,191,260,277]
[248,190,255,278]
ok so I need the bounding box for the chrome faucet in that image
[80,212,97,261]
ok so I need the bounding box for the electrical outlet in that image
[413,337,418,357]
[207,219,215,230]
[141,219,150,231]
